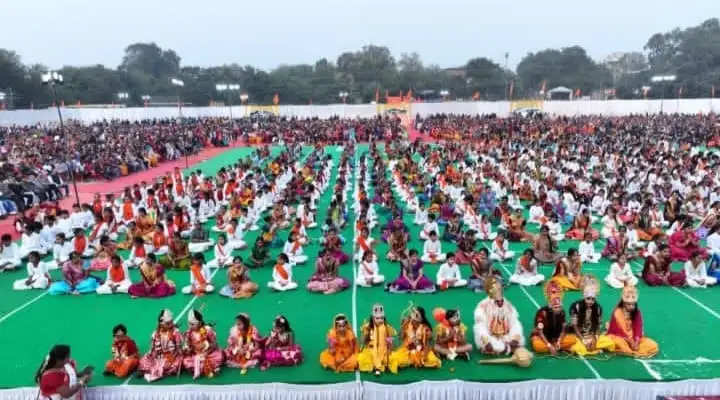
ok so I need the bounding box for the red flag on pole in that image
[273,93,279,105]
[575,88,582,98]
[472,91,480,100]
[407,88,412,101]
[375,88,379,103]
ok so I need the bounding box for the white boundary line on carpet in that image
[0,291,48,325]
[645,358,720,364]
[484,246,604,379]
[638,360,663,381]
[123,267,221,386]
[351,156,361,384]
[631,260,720,320]
[638,358,720,382]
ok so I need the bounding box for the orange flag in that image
[407,88,412,101]
[273,93,279,105]
[472,91,480,100]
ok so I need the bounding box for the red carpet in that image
[0,141,242,238]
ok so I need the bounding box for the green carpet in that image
[1,143,719,390]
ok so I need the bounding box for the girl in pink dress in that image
[261,315,303,370]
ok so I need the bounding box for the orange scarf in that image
[123,202,134,220]
[191,263,207,295]
[152,232,166,248]
[89,222,103,242]
[494,237,504,251]
[357,236,370,252]
[92,200,102,215]
[109,264,125,282]
[173,215,185,230]
[291,240,301,253]
[519,255,531,272]
[275,262,289,280]
[133,244,146,258]
[74,235,86,253]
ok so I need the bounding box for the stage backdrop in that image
[1,99,720,126]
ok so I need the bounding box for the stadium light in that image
[338,91,349,103]
[141,95,151,107]
[240,93,249,104]
[170,78,184,87]
[439,89,449,100]
[117,92,129,101]
[651,75,676,83]
[0,92,5,101]
[216,83,240,120]
[41,71,80,206]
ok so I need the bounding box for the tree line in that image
[0,18,718,109]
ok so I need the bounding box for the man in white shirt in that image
[436,253,467,289]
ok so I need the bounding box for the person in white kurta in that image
[473,276,525,355]
[13,251,50,290]
[419,216,439,241]
[579,236,601,263]
[475,215,497,241]
[509,249,544,286]
[267,253,298,291]
[414,203,428,226]
[182,257,215,294]
[436,254,467,289]
[490,233,515,261]
[0,235,22,271]
[357,251,384,287]
[684,253,717,288]
[528,203,546,225]
[282,233,308,265]
[421,232,446,263]
[604,255,638,288]
[96,255,132,294]
[207,236,233,268]
[225,220,247,251]
[19,230,46,259]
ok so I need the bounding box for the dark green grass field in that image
[0,143,719,390]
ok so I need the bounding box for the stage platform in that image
[1,144,720,400]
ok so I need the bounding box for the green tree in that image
[517,46,612,97]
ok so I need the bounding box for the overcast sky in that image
[4,0,716,71]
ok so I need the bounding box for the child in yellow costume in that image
[319,314,359,372]
[567,276,616,356]
[388,306,441,373]
[358,304,397,376]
